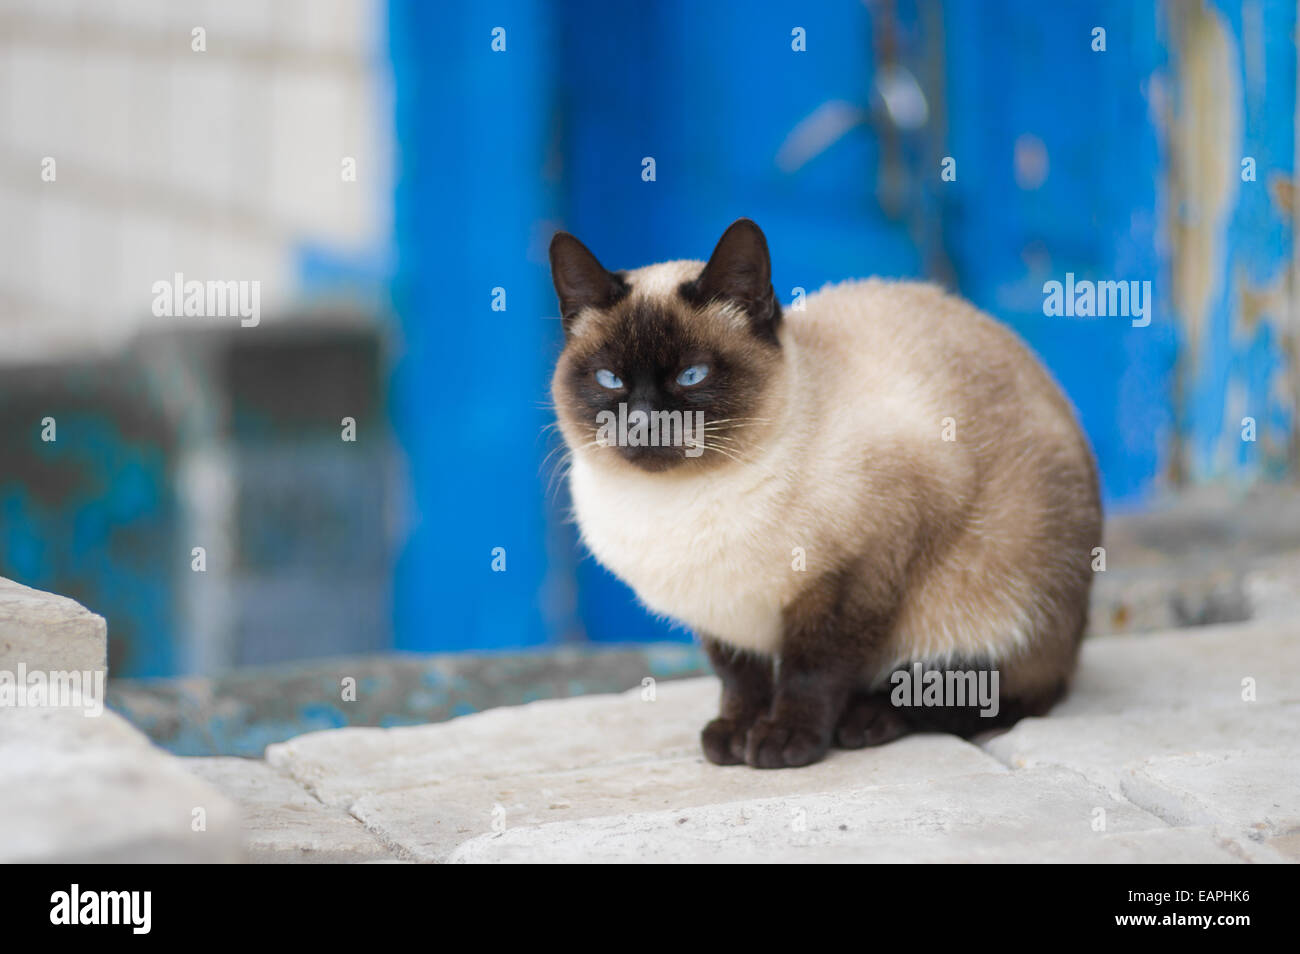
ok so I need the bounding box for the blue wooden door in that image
[387,0,1295,652]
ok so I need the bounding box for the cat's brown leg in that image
[743,643,856,768]
[700,637,774,766]
[833,690,910,749]
[745,570,896,768]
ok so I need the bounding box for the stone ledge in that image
[1056,618,1300,716]
[983,702,1300,796]
[444,767,1239,864]
[266,677,728,808]
[349,734,1005,862]
[182,756,401,863]
[0,703,240,863]
[257,617,1300,863]
[0,576,107,675]
[1120,749,1300,839]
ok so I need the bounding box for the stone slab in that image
[983,702,1299,796]
[256,615,1300,863]
[0,703,240,862]
[350,733,1007,862]
[267,677,725,807]
[1120,748,1300,838]
[444,767,1174,863]
[182,756,401,863]
[1059,618,1300,716]
[0,576,107,675]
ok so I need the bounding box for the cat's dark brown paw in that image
[834,693,909,749]
[701,717,750,765]
[743,715,829,769]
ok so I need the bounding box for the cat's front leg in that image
[743,644,854,768]
[744,583,889,769]
[700,637,774,765]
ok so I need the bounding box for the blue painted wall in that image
[388,1,567,651]
[942,1,1178,506]
[0,393,177,677]
[4,1,1291,673]
[387,0,1297,652]
[1171,0,1295,483]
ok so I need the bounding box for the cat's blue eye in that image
[676,364,709,387]
[595,369,623,389]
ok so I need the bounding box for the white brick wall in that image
[0,0,392,359]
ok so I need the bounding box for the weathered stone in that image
[984,702,1299,796]
[922,828,1286,863]
[264,619,1300,863]
[0,576,107,675]
[350,734,1006,862]
[0,703,240,862]
[182,756,400,863]
[1058,618,1300,716]
[1267,832,1300,861]
[1120,748,1300,837]
[267,677,725,807]
[444,767,1173,863]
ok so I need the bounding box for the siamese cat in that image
[549,219,1102,769]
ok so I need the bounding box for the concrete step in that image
[445,767,1281,864]
[259,616,1299,863]
[348,733,1003,863]
[181,757,401,863]
[10,569,1299,862]
[0,575,106,674]
[0,703,241,863]
[1055,618,1300,716]
[0,576,241,863]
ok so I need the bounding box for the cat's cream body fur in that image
[568,264,1099,692]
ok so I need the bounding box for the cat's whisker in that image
[694,442,750,466]
[541,430,608,500]
[540,443,570,474]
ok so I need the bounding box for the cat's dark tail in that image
[896,678,1067,737]
[833,677,1067,750]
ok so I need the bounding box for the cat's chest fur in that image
[568,457,802,651]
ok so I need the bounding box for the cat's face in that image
[550,220,785,474]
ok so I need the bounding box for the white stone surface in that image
[0,576,107,675]
[445,768,1215,864]
[182,756,400,863]
[1120,748,1300,836]
[266,677,728,807]
[349,734,1006,862]
[1057,619,1300,715]
[260,619,1300,863]
[0,703,240,863]
[984,702,1300,795]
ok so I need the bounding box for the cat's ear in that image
[681,218,781,343]
[549,232,628,333]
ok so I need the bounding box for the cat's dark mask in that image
[549,219,784,474]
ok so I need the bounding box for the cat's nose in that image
[626,385,659,419]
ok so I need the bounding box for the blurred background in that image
[0,1,1296,748]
